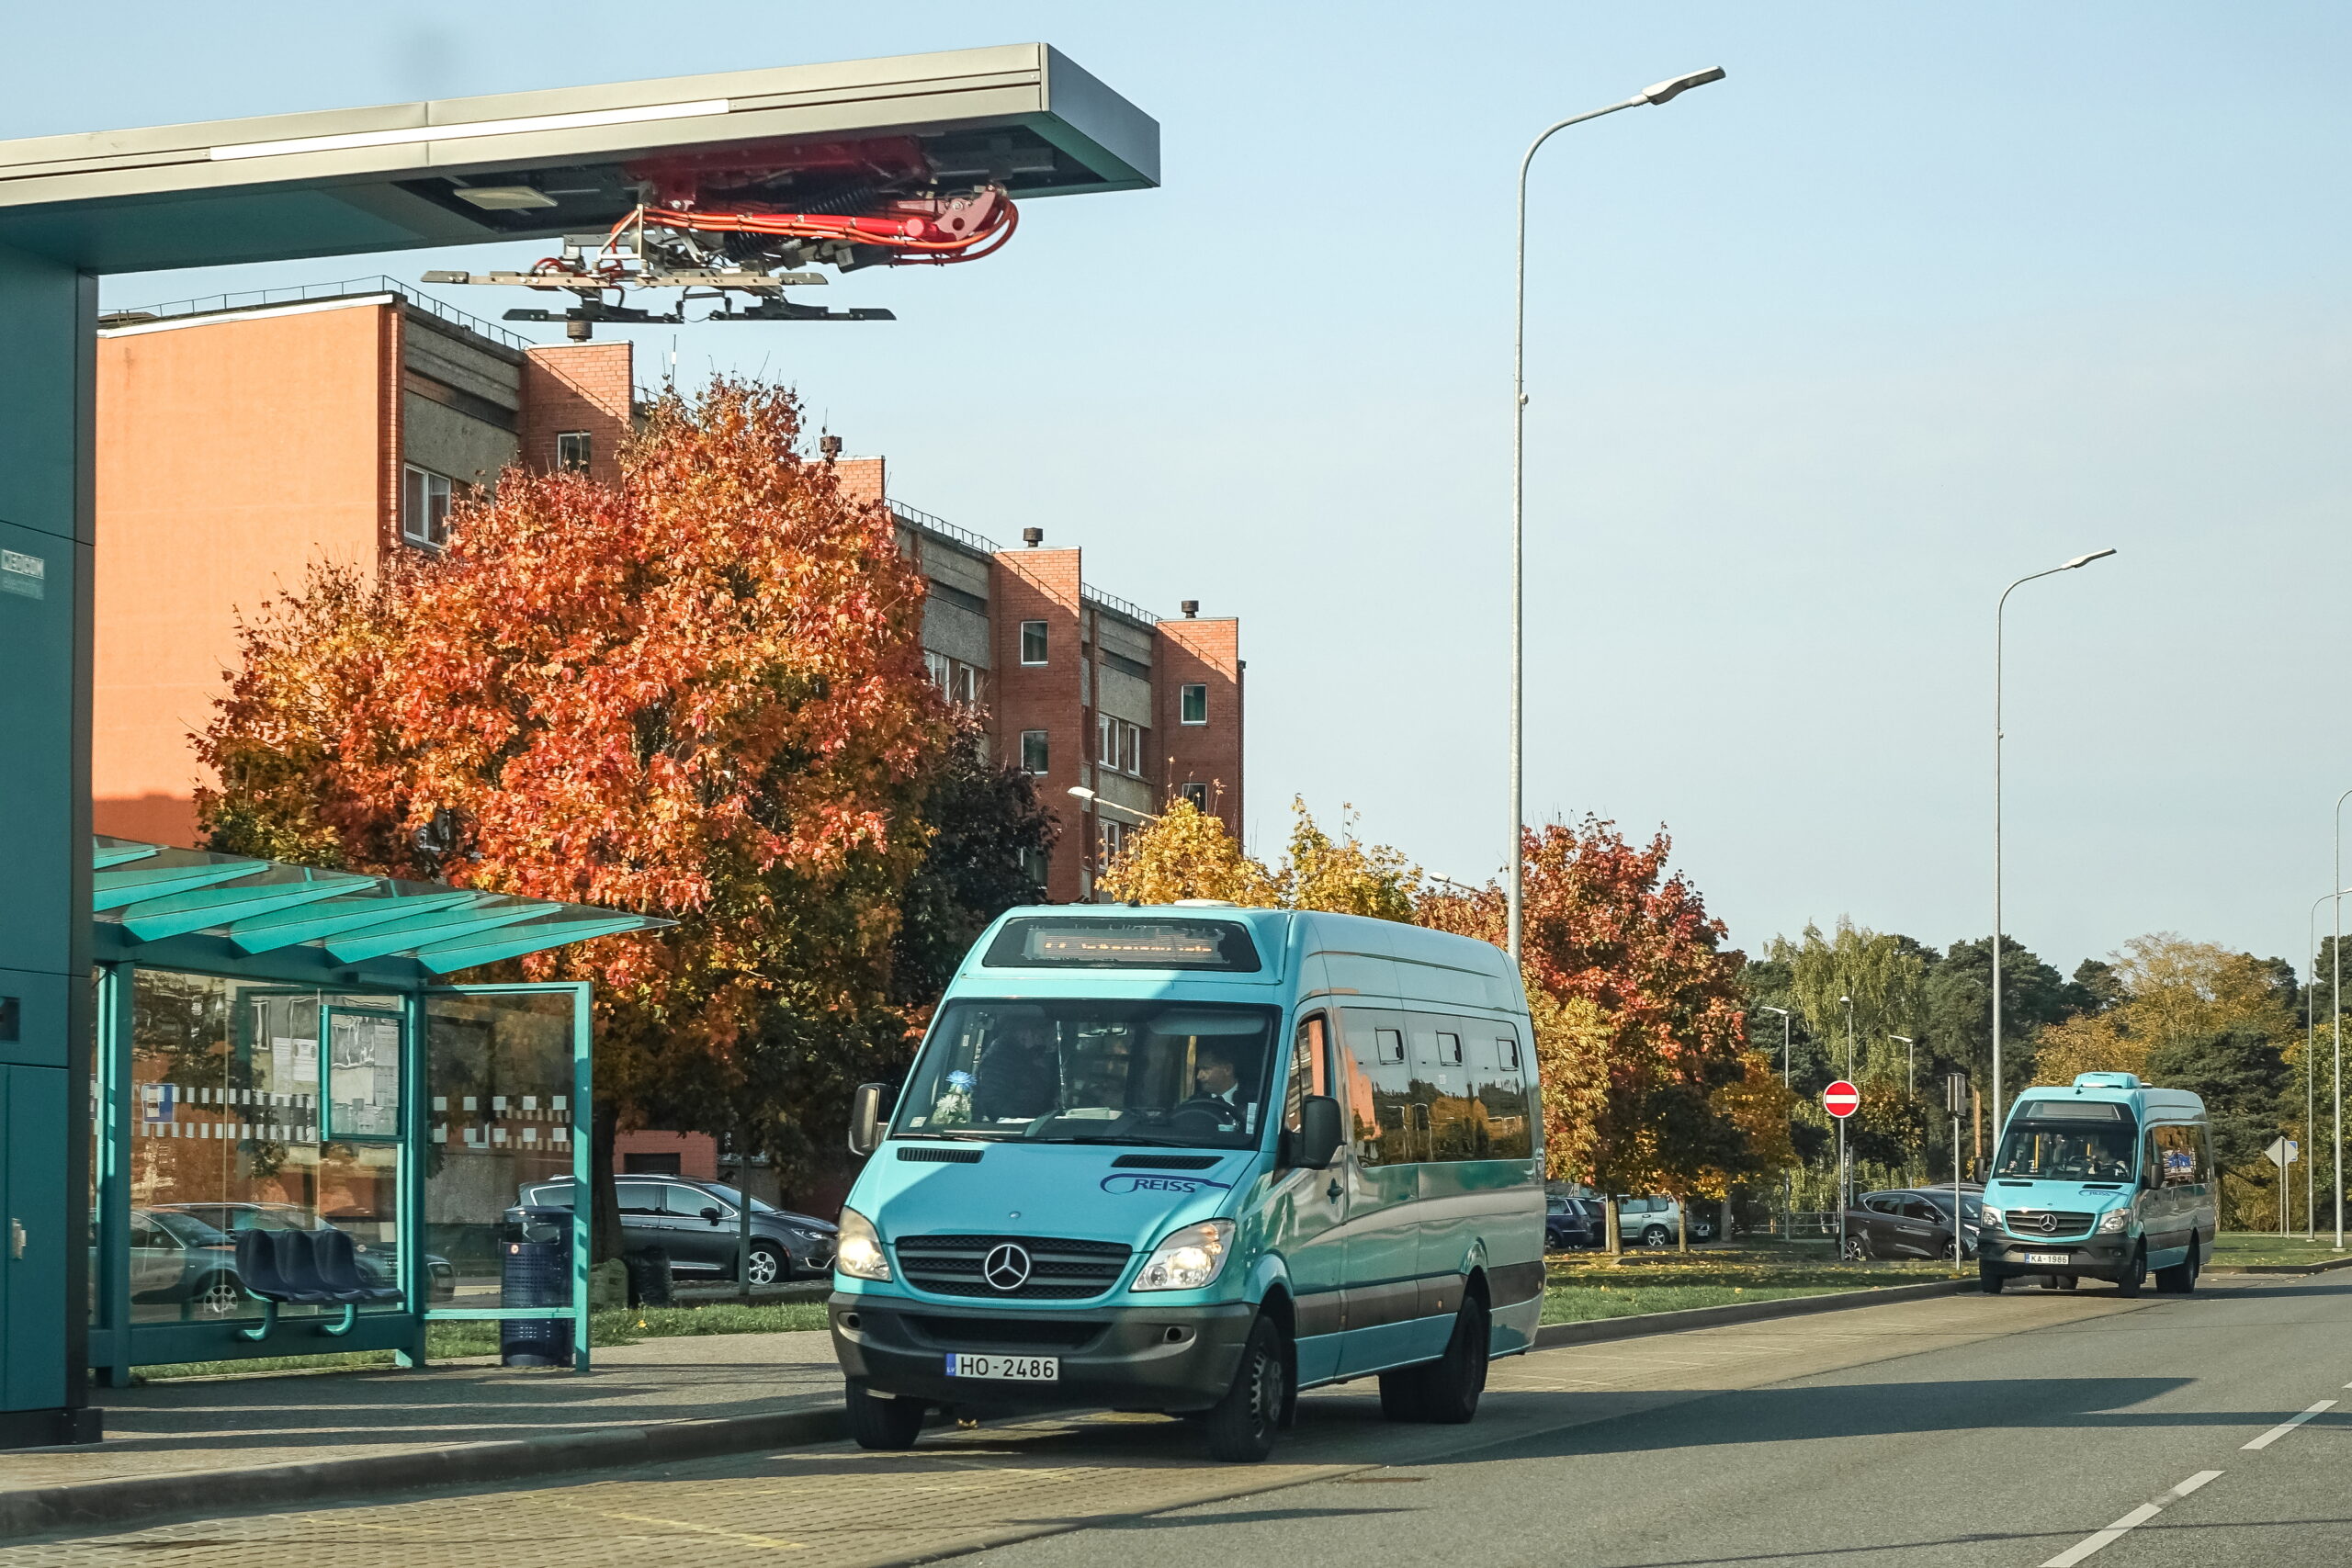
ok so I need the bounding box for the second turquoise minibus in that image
[1976,1072,2216,1296]
[827,903,1546,1461]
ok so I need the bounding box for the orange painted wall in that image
[93,301,395,847]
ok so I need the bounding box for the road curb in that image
[1532,1277,1976,1350]
[2207,1255,2352,1276]
[0,1404,846,1542]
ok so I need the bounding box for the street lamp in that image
[1839,995,1855,1078]
[1992,547,2117,1137]
[1505,65,1726,964]
[1065,784,1158,823]
[1757,1004,1793,1238]
[1892,1035,1916,1096]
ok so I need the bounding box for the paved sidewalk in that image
[0,1331,842,1494]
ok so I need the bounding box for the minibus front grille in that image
[2003,1210,2095,1237]
[901,1314,1107,1350]
[893,1235,1134,1300]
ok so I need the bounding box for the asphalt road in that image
[974,1271,2352,1568]
[13,1272,2346,1568]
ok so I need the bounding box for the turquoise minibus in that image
[1976,1072,2216,1296]
[827,904,1545,1461]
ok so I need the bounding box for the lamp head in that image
[1066,786,1097,803]
[2063,547,2118,570]
[1643,66,1726,105]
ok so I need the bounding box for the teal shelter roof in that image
[92,836,668,977]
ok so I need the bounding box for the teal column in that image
[0,240,97,1445]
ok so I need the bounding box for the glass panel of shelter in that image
[123,973,406,1325]
[424,989,580,1311]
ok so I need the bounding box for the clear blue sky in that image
[11,3,2349,977]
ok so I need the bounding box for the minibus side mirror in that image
[847,1082,887,1157]
[1291,1095,1343,1170]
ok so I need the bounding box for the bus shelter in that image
[85,835,663,1381]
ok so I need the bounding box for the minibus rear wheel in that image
[844,1380,926,1450]
[2154,1239,2199,1294]
[1379,1293,1490,1425]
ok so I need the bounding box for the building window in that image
[1121,722,1143,776]
[1180,782,1210,812]
[1021,729,1049,774]
[1180,682,1208,725]
[1099,819,1128,863]
[1021,620,1049,665]
[1098,712,1118,766]
[556,431,593,474]
[401,465,452,548]
[1020,846,1049,891]
[953,662,978,706]
[925,649,952,693]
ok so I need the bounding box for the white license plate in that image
[944,1353,1058,1382]
[2020,1252,2070,1266]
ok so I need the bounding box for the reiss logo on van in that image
[1100,1173,1232,1196]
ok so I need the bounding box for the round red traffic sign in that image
[1824,1080,1860,1119]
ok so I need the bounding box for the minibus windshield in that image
[1993,1111,2140,1182]
[894,998,1281,1148]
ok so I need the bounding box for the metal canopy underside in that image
[0,44,1158,274]
[91,836,667,976]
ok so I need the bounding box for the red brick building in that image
[89,280,1244,905]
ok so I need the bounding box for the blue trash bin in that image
[499,1204,575,1367]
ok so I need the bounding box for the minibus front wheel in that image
[1201,1314,1288,1463]
[2114,1246,2148,1298]
[845,1379,926,1450]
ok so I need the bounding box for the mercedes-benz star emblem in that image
[983,1243,1032,1292]
[2036,1213,2059,1234]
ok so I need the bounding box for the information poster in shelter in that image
[328,1014,401,1139]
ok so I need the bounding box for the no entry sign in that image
[1824,1080,1860,1119]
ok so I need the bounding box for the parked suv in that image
[1843,1187,1982,1261]
[518,1176,837,1283]
[1613,1196,1721,1247]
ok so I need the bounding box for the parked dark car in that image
[1544,1194,1603,1250]
[1843,1186,1984,1261]
[153,1201,458,1302]
[518,1176,838,1283]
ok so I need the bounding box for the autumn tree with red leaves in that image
[198,380,969,1216]
[1418,818,1785,1242]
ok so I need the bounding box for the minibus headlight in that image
[2097,1208,2131,1235]
[1979,1207,2004,1232]
[1132,1220,1235,1292]
[834,1206,890,1281]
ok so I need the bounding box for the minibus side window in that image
[1283,1014,1331,1134]
[1344,1010,1419,1164]
[2152,1123,2206,1187]
[1480,1029,1532,1159]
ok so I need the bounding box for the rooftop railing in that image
[1083,584,1160,626]
[889,499,1003,558]
[98,275,535,353]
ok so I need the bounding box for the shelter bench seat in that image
[232,1228,401,1341]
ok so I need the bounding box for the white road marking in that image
[2242,1399,2335,1450]
[2041,1470,2222,1568]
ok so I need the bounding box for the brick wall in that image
[1156,616,1244,840]
[519,343,633,482]
[831,456,885,508]
[990,547,1086,901]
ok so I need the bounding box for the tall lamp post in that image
[1758,1005,1792,1084]
[1992,548,2117,1136]
[2334,790,2352,1249]
[1893,1034,1917,1096]
[1506,64,1725,964]
[1839,995,1855,1078]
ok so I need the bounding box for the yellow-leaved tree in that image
[1096,796,1419,917]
